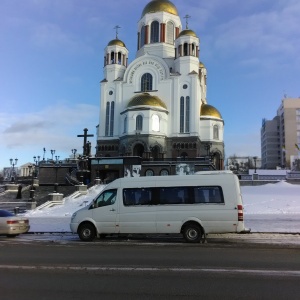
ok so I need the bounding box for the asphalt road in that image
[0,236,299,299]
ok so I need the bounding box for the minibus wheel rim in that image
[183,224,202,243]
[79,224,96,241]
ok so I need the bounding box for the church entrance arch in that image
[133,143,145,157]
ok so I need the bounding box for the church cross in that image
[77,128,94,156]
[114,25,121,39]
[183,14,191,29]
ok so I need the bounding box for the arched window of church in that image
[150,21,159,43]
[123,116,127,133]
[213,125,219,139]
[136,115,143,131]
[166,22,174,44]
[110,101,115,136]
[141,73,153,91]
[183,43,188,56]
[191,44,195,56]
[117,52,122,64]
[105,102,110,136]
[180,96,184,133]
[152,114,160,132]
[185,96,190,132]
[140,26,146,47]
[110,52,115,64]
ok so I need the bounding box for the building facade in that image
[261,97,300,169]
[96,0,225,176]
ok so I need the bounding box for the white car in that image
[0,209,30,237]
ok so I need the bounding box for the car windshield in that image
[0,210,14,217]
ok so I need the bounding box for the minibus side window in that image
[94,189,117,208]
[159,187,189,204]
[194,186,224,204]
[123,188,153,206]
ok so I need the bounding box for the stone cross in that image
[183,14,191,29]
[114,25,121,39]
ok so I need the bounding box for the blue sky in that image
[0,0,299,170]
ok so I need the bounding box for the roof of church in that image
[201,104,222,119]
[178,29,197,38]
[107,39,126,48]
[127,93,167,109]
[141,0,178,18]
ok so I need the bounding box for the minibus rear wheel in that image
[182,223,202,243]
[78,223,96,242]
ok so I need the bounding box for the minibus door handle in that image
[110,208,116,212]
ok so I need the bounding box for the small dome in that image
[107,39,126,48]
[178,29,197,38]
[141,0,178,18]
[201,104,222,119]
[127,93,167,109]
[199,61,205,68]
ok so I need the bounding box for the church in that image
[95,0,224,179]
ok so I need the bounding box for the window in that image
[213,125,219,139]
[105,102,110,136]
[166,22,174,44]
[180,96,184,133]
[159,187,189,204]
[123,116,127,133]
[123,188,153,206]
[93,189,117,208]
[150,21,159,43]
[183,43,188,56]
[145,169,154,176]
[141,73,153,91]
[152,114,160,132]
[185,96,190,132]
[136,115,143,131]
[194,186,224,203]
[110,101,115,136]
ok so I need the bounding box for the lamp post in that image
[176,144,181,158]
[253,156,258,173]
[43,148,46,161]
[28,164,35,201]
[9,158,18,183]
[72,149,77,159]
[54,160,62,193]
[204,143,212,156]
[33,156,40,178]
[50,149,55,160]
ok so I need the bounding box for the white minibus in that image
[70,171,248,243]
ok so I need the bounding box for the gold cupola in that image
[127,93,167,109]
[107,39,126,48]
[178,29,197,38]
[141,0,179,17]
[201,104,222,119]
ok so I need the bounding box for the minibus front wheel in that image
[182,222,203,243]
[78,222,96,242]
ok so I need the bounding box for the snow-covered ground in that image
[24,181,300,234]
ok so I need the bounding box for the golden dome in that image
[127,93,167,109]
[199,61,205,68]
[141,0,178,17]
[178,29,197,38]
[201,104,222,119]
[107,39,126,48]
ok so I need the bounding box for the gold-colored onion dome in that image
[107,39,126,48]
[199,61,205,68]
[201,104,222,119]
[127,93,167,109]
[141,0,178,18]
[178,29,197,38]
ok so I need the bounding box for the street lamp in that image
[43,148,46,161]
[253,156,258,173]
[9,158,18,183]
[71,149,77,159]
[54,160,62,193]
[33,156,40,178]
[28,164,35,200]
[50,149,55,160]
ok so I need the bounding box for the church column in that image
[175,27,180,39]
[160,23,166,42]
[189,44,192,56]
[145,25,149,44]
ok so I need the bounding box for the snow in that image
[24,181,300,234]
